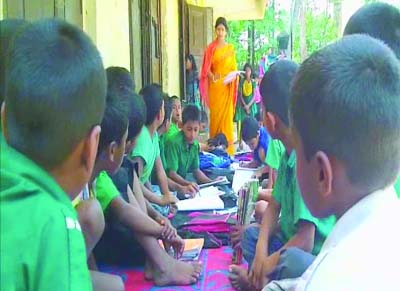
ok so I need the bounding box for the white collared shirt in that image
[293,186,400,291]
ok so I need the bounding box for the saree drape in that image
[200,41,238,155]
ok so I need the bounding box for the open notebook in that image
[176,186,224,211]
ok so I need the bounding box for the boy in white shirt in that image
[285,34,400,291]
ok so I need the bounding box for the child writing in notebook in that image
[165,105,223,187]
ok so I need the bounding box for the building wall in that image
[82,0,131,70]
[161,0,181,96]
[0,0,3,20]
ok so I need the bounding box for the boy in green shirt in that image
[165,105,222,186]
[93,86,202,286]
[1,19,105,291]
[131,85,197,215]
[164,95,182,141]
[229,60,336,291]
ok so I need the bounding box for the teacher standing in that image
[200,17,238,155]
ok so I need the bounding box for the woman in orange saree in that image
[200,17,238,155]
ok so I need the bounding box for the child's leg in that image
[254,201,268,224]
[134,233,203,286]
[241,223,260,267]
[76,198,105,256]
[91,270,124,291]
[268,247,316,281]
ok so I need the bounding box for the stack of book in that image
[233,179,259,264]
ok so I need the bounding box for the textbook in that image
[159,238,204,261]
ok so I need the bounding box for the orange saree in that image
[200,41,238,155]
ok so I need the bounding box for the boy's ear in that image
[107,141,118,162]
[81,125,101,175]
[315,151,333,199]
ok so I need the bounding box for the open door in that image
[140,0,161,86]
[181,2,213,100]
[3,0,83,27]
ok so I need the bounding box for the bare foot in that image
[153,259,203,286]
[144,259,153,281]
[229,265,252,291]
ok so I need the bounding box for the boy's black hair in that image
[182,104,200,125]
[106,66,135,93]
[98,93,129,154]
[241,116,259,142]
[343,2,400,59]
[170,95,180,101]
[200,110,208,123]
[291,34,400,192]
[139,83,164,126]
[0,19,29,102]
[5,19,106,169]
[125,91,146,141]
[208,133,228,148]
[162,97,173,127]
[260,60,299,126]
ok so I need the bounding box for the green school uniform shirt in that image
[266,139,286,170]
[95,171,121,212]
[164,131,200,178]
[131,126,160,183]
[0,140,92,291]
[164,122,180,142]
[273,150,336,255]
[395,177,400,198]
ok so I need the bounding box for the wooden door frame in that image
[179,0,188,99]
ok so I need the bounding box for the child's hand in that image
[230,224,246,248]
[249,251,267,290]
[168,235,185,259]
[181,184,197,197]
[161,194,178,206]
[159,217,177,240]
[214,176,226,182]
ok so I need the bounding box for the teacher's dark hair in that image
[215,17,229,32]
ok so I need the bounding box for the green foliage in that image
[228,6,289,71]
[228,0,340,66]
[292,8,338,62]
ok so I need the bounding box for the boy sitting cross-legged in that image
[1,19,105,290]
[229,60,336,291]
[165,104,223,187]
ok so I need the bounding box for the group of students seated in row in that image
[1,2,400,291]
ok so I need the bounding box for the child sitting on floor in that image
[240,116,271,170]
[277,33,400,291]
[92,88,202,286]
[229,60,337,291]
[132,85,197,214]
[1,19,116,290]
[165,105,223,187]
[164,95,182,140]
[342,2,400,199]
